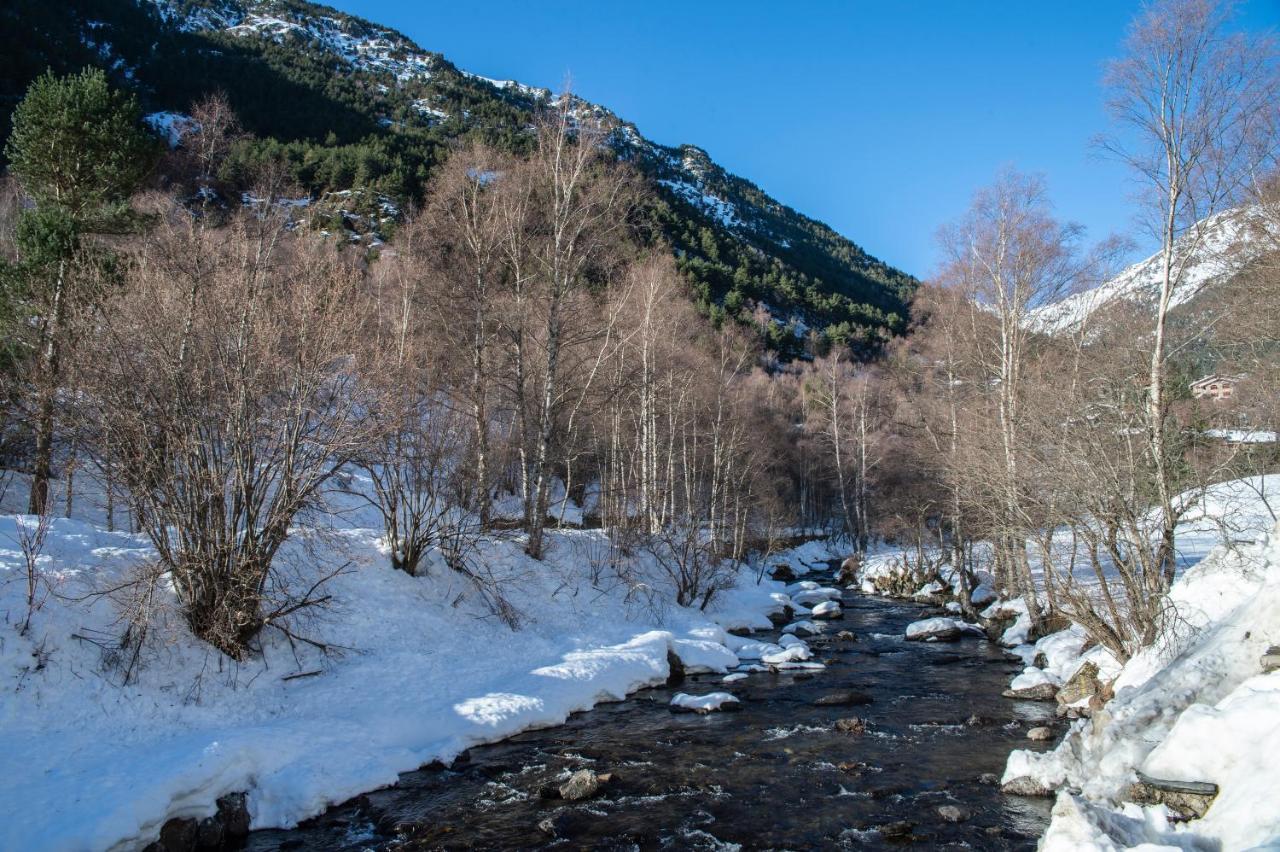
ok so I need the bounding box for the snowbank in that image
[1003,486,1280,850]
[0,483,814,851]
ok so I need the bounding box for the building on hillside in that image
[1190,374,1243,402]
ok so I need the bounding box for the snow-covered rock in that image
[905,617,983,642]
[810,600,843,619]
[762,643,813,665]
[669,692,740,714]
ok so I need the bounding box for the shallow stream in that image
[247,564,1054,850]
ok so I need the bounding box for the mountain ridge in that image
[2,0,917,357]
[1026,206,1277,335]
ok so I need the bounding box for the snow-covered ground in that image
[0,473,848,851]
[1001,477,1280,850]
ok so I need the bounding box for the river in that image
[246,563,1054,850]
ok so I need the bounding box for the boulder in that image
[835,630,857,641]
[1056,661,1101,707]
[1026,726,1054,741]
[143,792,251,852]
[813,691,874,707]
[1127,772,1218,819]
[878,821,914,839]
[837,555,861,585]
[559,769,603,801]
[670,692,741,713]
[1002,682,1059,701]
[834,717,868,735]
[1261,645,1280,673]
[665,649,686,686]
[1001,776,1052,797]
[937,805,970,823]
[906,617,982,642]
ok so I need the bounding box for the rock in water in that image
[1026,726,1054,741]
[770,564,797,582]
[665,649,686,686]
[905,616,982,642]
[1002,776,1051,797]
[937,805,970,823]
[670,692,741,713]
[834,717,868,735]
[559,769,600,801]
[1002,682,1059,701]
[813,691,874,707]
[879,821,914,839]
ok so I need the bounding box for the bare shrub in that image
[77,202,376,659]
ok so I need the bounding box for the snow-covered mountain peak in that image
[1027,206,1277,335]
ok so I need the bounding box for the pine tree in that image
[4,68,156,514]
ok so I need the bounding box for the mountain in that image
[1027,206,1276,336]
[1,0,917,358]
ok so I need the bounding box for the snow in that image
[1002,476,1280,850]
[790,586,840,606]
[904,617,983,641]
[1203,427,1278,444]
[657,178,743,230]
[145,111,196,147]
[669,692,740,713]
[0,472,823,850]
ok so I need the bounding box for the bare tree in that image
[1102,0,1279,588]
[936,170,1096,631]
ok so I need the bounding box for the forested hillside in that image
[1,0,915,357]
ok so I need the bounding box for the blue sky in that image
[328,0,1278,279]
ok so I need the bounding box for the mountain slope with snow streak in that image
[1027,206,1276,335]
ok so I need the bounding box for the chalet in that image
[1189,374,1243,402]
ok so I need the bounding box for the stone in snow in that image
[1002,776,1051,797]
[782,620,822,635]
[1261,645,1280,673]
[670,692,740,714]
[1002,682,1059,701]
